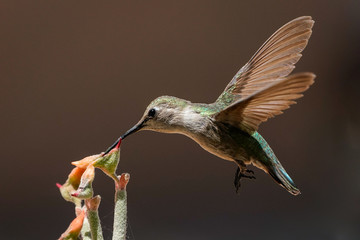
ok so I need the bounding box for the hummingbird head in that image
[121,96,189,139]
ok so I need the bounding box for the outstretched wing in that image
[213,16,315,132]
[215,73,315,132]
[215,16,314,107]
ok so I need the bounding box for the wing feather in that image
[216,16,314,105]
[215,73,315,132]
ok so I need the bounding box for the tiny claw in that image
[56,183,63,189]
[234,167,241,186]
[233,166,256,194]
[234,180,241,194]
[241,173,256,179]
[246,169,254,174]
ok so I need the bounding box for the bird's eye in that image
[148,108,156,117]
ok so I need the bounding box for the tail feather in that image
[252,131,300,195]
[268,162,300,195]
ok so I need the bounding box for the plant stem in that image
[85,196,104,240]
[112,173,130,240]
[80,216,92,240]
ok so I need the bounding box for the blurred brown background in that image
[1,0,359,239]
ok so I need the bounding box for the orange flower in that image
[71,154,101,169]
[58,208,86,240]
[57,166,85,205]
[57,154,100,204]
[68,167,86,189]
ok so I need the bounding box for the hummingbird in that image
[105,16,315,195]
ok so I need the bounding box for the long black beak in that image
[103,119,146,155]
[121,119,145,139]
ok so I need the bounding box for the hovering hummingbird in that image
[106,16,315,195]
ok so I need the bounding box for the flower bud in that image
[57,166,86,205]
[71,165,95,199]
[85,195,101,212]
[117,173,130,191]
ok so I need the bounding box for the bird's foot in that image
[242,173,256,179]
[234,167,256,193]
[234,167,241,192]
